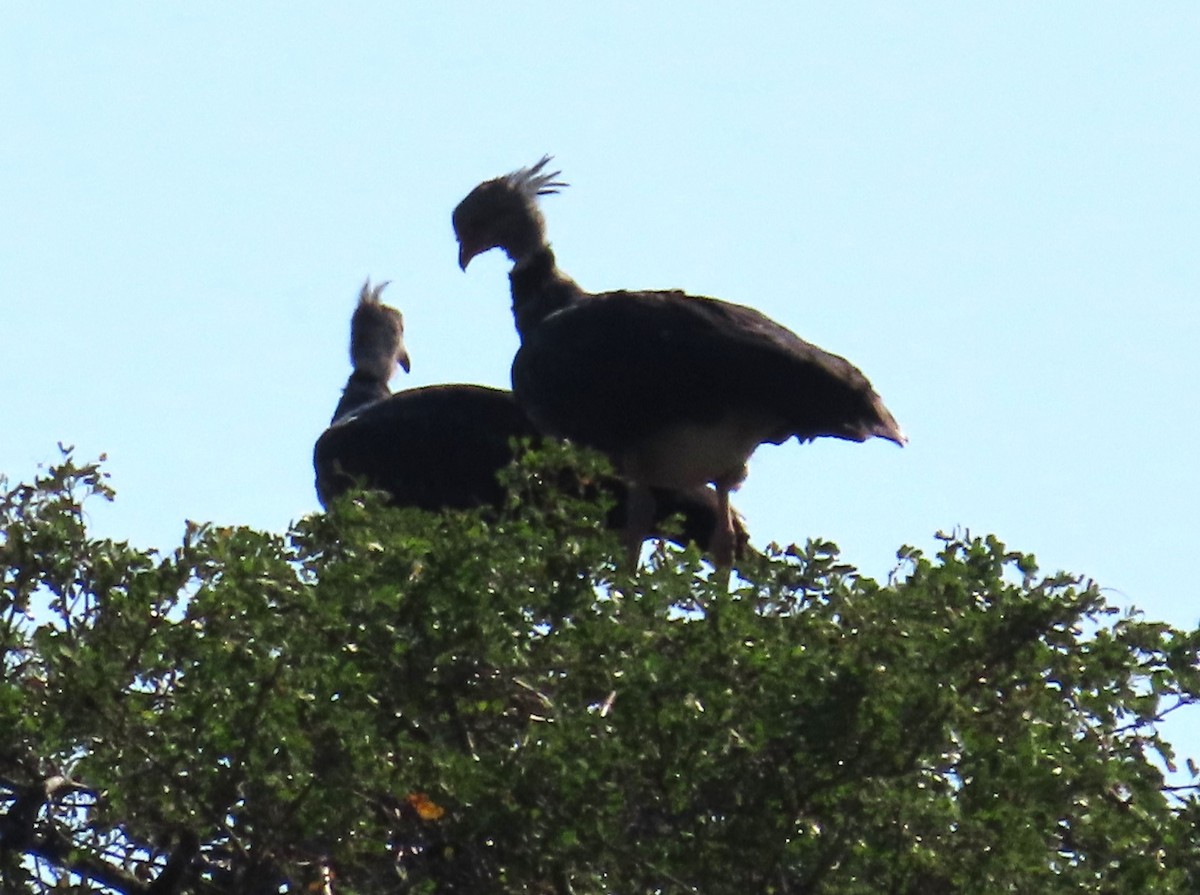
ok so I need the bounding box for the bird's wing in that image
[315,385,534,510]
[513,290,896,450]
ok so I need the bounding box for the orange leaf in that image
[406,792,446,821]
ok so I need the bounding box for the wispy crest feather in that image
[504,155,568,199]
[358,278,392,306]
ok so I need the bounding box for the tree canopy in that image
[2,448,1199,894]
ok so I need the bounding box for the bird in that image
[453,156,906,566]
[313,280,749,558]
[328,280,411,424]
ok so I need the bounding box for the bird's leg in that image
[624,483,656,567]
[710,485,737,569]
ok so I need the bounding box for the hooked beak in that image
[397,348,411,374]
[457,238,489,271]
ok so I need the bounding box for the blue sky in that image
[3,6,1198,741]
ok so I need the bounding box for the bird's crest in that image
[358,278,392,306]
[503,155,568,200]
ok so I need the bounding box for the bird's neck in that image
[500,206,549,267]
[509,245,583,338]
[331,370,391,424]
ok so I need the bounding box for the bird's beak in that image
[458,238,491,271]
[397,348,411,374]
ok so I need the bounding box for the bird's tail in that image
[869,395,907,446]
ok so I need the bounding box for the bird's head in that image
[349,279,411,380]
[453,155,567,270]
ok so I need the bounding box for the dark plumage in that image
[453,157,905,565]
[313,282,748,557]
[317,382,531,512]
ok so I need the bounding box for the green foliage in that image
[2,448,1199,894]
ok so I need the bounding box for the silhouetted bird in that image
[453,157,905,565]
[313,281,748,558]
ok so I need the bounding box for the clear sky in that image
[3,6,1198,743]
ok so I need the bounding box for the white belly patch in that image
[621,419,771,491]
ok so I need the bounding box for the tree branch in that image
[0,774,198,895]
[24,822,147,895]
[147,829,202,895]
